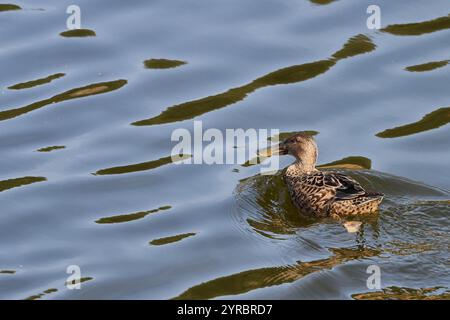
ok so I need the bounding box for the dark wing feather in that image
[325,172,366,200]
[299,171,366,200]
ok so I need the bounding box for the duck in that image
[272,133,383,217]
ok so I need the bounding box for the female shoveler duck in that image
[273,133,383,217]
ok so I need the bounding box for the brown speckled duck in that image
[273,133,383,217]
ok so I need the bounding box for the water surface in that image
[0,0,449,299]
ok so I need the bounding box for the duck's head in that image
[273,133,318,165]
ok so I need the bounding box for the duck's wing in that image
[300,171,366,200]
[323,172,367,200]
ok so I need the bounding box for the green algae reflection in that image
[174,247,380,299]
[267,130,319,142]
[309,0,336,5]
[0,79,127,122]
[317,156,372,170]
[0,176,46,192]
[0,270,16,274]
[0,4,21,11]
[60,28,96,37]
[8,73,65,90]
[60,277,94,294]
[150,232,196,246]
[25,288,58,300]
[382,14,450,36]
[96,206,171,224]
[144,58,186,69]
[376,107,450,138]
[330,34,376,61]
[36,146,66,152]
[132,34,375,126]
[405,60,449,72]
[132,60,334,126]
[93,154,191,176]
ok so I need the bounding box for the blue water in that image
[0,0,449,299]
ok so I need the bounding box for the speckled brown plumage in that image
[276,133,383,217]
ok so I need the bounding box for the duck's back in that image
[283,169,383,217]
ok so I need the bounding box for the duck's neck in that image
[286,159,317,176]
